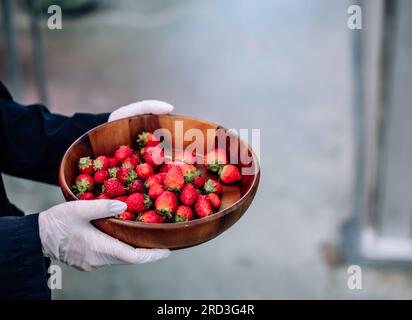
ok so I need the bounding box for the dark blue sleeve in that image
[0,214,50,300]
[0,81,109,185]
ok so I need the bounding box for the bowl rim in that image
[60,113,260,229]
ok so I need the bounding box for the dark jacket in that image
[0,82,108,299]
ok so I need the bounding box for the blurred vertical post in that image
[1,0,22,100]
[344,0,412,263]
[28,0,48,104]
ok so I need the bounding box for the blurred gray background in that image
[2,0,412,299]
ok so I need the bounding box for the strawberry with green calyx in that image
[143,146,164,168]
[94,170,109,184]
[114,145,133,162]
[137,210,164,224]
[175,205,194,222]
[194,195,213,218]
[155,190,178,218]
[219,164,241,184]
[193,176,205,189]
[203,179,222,195]
[205,148,227,173]
[118,211,136,221]
[78,156,93,175]
[181,164,201,184]
[103,178,126,198]
[207,193,221,210]
[163,165,185,192]
[116,167,137,185]
[73,174,94,194]
[78,192,94,200]
[137,131,160,148]
[180,183,199,206]
[148,183,164,200]
[93,156,110,171]
[122,156,138,169]
[127,179,145,194]
[108,167,119,178]
[126,193,152,213]
[136,163,154,180]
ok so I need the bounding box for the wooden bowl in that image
[59,114,260,249]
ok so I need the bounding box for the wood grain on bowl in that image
[59,114,260,249]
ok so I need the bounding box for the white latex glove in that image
[108,100,174,122]
[39,200,170,271]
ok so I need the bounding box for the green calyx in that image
[174,214,187,223]
[137,132,149,148]
[73,180,91,194]
[144,194,153,209]
[126,170,138,184]
[156,208,172,219]
[93,159,103,170]
[108,167,118,178]
[203,180,217,194]
[184,169,201,183]
[78,157,92,169]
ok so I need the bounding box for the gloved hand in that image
[39,100,174,271]
[108,100,174,122]
[39,200,170,271]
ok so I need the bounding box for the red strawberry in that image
[73,174,94,194]
[114,145,133,162]
[126,193,152,213]
[96,194,109,200]
[127,179,145,194]
[148,183,164,200]
[137,131,160,148]
[206,148,227,172]
[159,162,177,173]
[78,156,93,175]
[145,175,160,188]
[118,211,136,221]
[163,165,185,191]
[203,179,222,195]
[180,183,199,206]
[108,167,119,178]
[114,196,128,203]
[138,210,164,223]
[136,163,154,180]
[122,156,138,169]
[103,178,126,198]
[116,167,137,185]
[108,157,119,168]
[94,170,109,184]
[207,193,221,210]
[93,156,110,171]
[219,164,241,184]
[155,190,178,218]
[175,205,194,222]
[193,176,205,189]
[78,192,94,200]
[194,195,213,218]
[143,146,164,168]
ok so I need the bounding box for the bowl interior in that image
[60,114,258,219]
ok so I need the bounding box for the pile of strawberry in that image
[72,131,242,223]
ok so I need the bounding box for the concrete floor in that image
[2,0,412,299]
